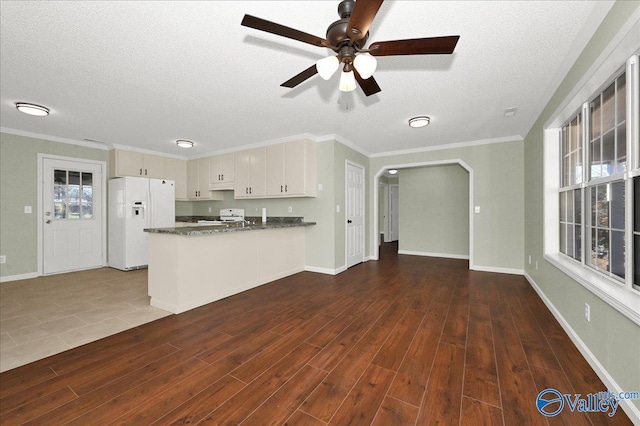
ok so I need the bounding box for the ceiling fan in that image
[241,0,460,96]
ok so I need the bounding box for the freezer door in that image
[124,177,150,269]
[149,179,175,228]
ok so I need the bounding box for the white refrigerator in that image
[108,177,175,271]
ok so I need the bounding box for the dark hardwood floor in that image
[0,243,633,425]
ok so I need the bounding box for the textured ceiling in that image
[0,1,613,158]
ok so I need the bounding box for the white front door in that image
[346,162,365,268]
[42,158,104,274]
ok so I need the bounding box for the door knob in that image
[347,220,352,224]
[46,220,52,224]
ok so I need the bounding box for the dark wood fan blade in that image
[242,14,330,48]
[346,0,384,41]
[281,65,318,88]
[369,36,460,56]
[354,68,381,97]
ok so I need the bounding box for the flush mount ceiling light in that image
[15,102,49,116]
[176,140,194,149]
[408,116,430,128]
[388,169,398,175]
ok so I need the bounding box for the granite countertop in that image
[145,216,315,236]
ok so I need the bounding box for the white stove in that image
[197,208,245,225]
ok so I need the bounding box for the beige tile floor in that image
[0,267,171,372]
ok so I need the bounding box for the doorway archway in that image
[371,159,474,268]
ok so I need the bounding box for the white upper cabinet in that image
[109,149,166,178]
[234,148,266,198]
[164,157,188,200]
[209,153,235,190]
[266,140,316,197]
[187,158,223,201]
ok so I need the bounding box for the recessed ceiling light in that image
[408,116,430,128]
[388,169,398,175]
[16,102,49,116]
[176,140,194,148]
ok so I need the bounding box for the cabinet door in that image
[234,150,251,198]
[283,141,306,195]
[198,158,210,196]
[266,144,285,196]
[221,153,235,182]
[249,148,266,197]
[209,156,223,185]
[187,159,200,199]
[165,157,187,200]
[116,150,144,176]
[143,154,166,178]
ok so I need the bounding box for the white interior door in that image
[389,185,399,241]
[346,162,365,268]
[42,158,104,274]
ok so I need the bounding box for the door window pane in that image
[52,169,93,220]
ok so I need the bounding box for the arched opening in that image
[372,160,474,268]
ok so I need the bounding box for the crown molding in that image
[369,135,523,158]
[1,127,108,150]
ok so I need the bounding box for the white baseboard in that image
[0,272,38,283]
[470,265,524,275]
[305,265,347,275]
[397,250,469,260]
[524,272,640,424]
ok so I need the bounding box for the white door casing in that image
[40,156,106,275]
[346,161,365,268]
[389,184,399,242]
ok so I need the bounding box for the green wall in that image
[398,165,469,257]
[0,133,108,278]
[370,139,525,272]
[523,0,640,413]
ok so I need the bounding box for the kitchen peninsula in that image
[145,218,315,314]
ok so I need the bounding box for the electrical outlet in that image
[584,303,591,322]
[0,255,6,264]
[288,206,293,213]
[528,255,532,265]
[208,207,212,213]
[535,261,538,271]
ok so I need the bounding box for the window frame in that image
[543,44,640,326]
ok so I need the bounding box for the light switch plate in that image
[474,206,480,213]
[24,206,32,214]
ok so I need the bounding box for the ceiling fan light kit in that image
[353,53,376,79]
[339,70,357,92]
[409,116,430,128]
[15,102,49,116]
[316,55,340,80]
[241,0,459,97]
